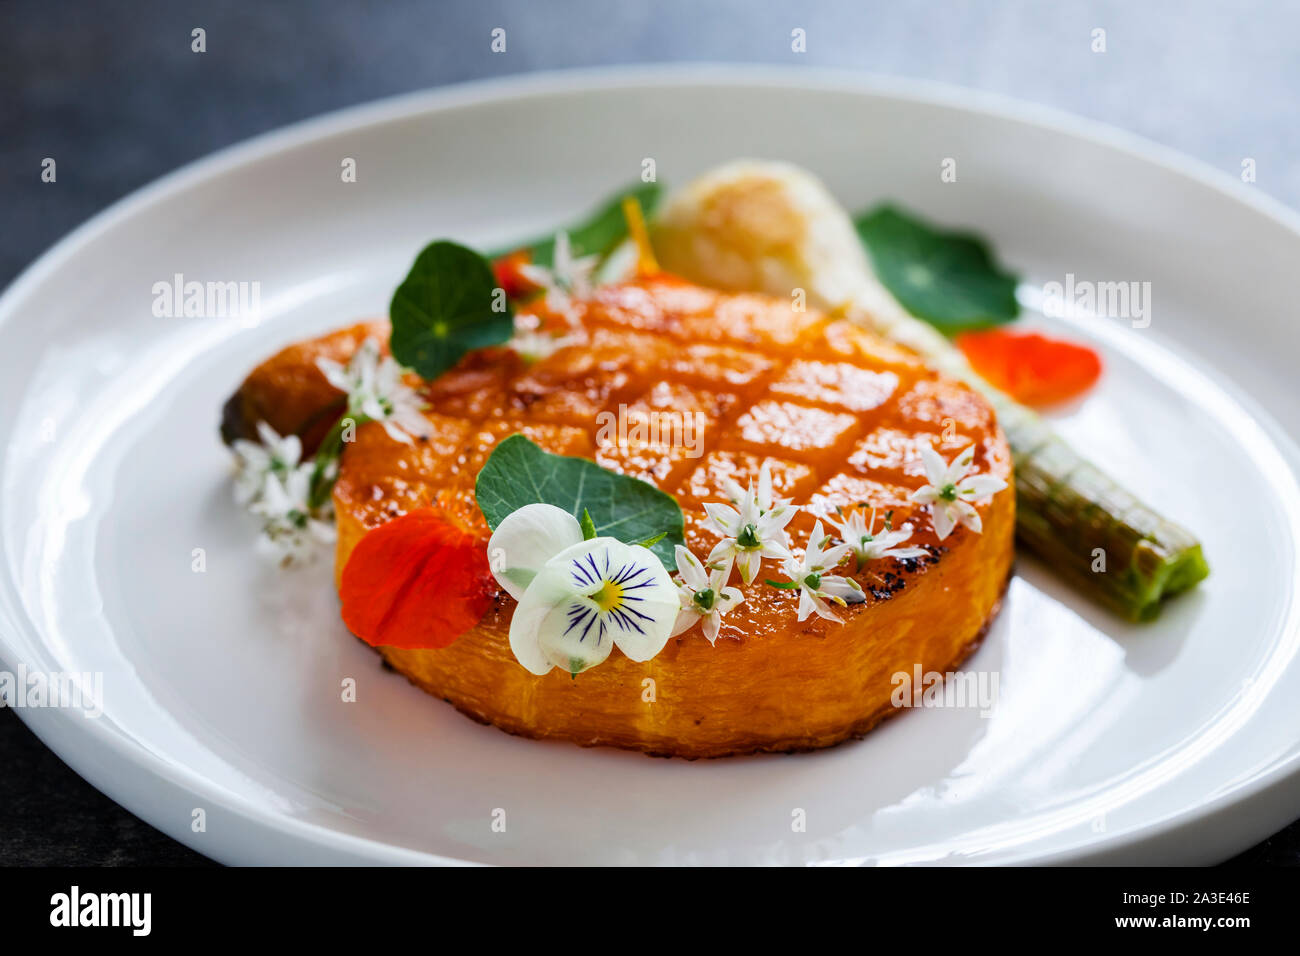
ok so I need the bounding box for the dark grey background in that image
[1,0,1296,865]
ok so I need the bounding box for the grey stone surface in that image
[1,0,1295,865]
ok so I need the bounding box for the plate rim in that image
[3,63,1300,866]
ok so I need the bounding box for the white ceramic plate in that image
[3,67,1299,866]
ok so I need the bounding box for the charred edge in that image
[895,543,944,575]
[219,389,252,447]
[870,545,944,601]
[871,569,909,602]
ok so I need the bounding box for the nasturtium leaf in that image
[854,205,1019,332]
[389,240,514,380]
[506,182,663,266]
[475,434,684,570]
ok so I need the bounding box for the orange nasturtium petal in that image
[340,508,495,650]
[957,328,1102,407]
[492,249,538,301]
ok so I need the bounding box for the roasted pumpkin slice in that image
[225,275,1014,758]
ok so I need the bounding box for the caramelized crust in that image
[229,276,1014,757]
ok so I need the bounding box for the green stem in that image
[293,395,347,446]
[308,413,369,510]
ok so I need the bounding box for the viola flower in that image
[827,506,928,570]
[507,537,679,676]
[486,503,585,600]
[767,520,864,623]
[703,463,798,585]
[316,338,431,444]
[250,463,336,565]
[516,232,599,313]
[231,421,302,505]
[910,444,1008,541]
[669,545,744,645]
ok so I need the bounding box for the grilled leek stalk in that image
[997,398,1207,619]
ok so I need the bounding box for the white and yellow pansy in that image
[486,503,586,600]
[487,504,678,676]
